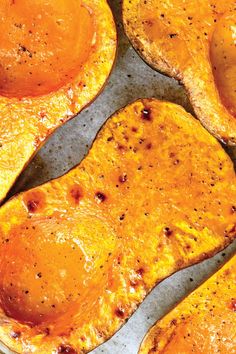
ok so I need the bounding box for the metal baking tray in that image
[1,1,235,353]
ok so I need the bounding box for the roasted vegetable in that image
[0,0,117,203]
[123,0,236,145]
[139,254,236,354]
[0,99,235,353]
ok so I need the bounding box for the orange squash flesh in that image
[139,254,236,354]
[0,99,235,353]
[122,0,236,145]
[0,0,117,204]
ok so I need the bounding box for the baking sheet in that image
[1,1,236,353]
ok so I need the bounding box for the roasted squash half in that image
[139,254,236,354]
[123,0,236,145]
[0,0,117,203]
[0,99,235,353]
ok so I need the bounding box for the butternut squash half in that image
[139,254,236,354]
[123,0,236,145]
[0,0,117,203]
[0,99,235,353]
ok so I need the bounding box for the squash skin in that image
[0,0,117,204]
[122,0,236,145]
[0,99,235,353]
[139,254,236,354]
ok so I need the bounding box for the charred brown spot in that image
[131,127,138,132]
[119,174,127,183]
[137,268,145,276]
[44,327,50,336]
[145,19,154,27]
[117,144,126,151]
[70,185,83,205]
[23,190,45,213]
[27,200,39,213]
[39,111,47,119]
[95,192,106,204]
[71,190,81,203]
[231,206,236,213]
[170,319,177,326]
[230,299,236,312]
[142,108,152,121]
[164,227,173,236]
[173,159,180,165]
[115,307,125,319]
[57,345,77,354]
[10,331,21,339]
[117,255,122,265]
[146,143,152,150]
